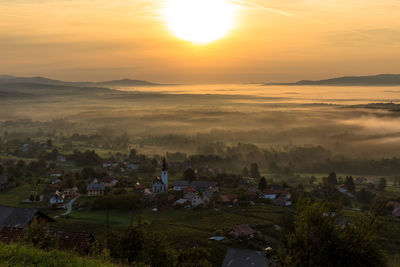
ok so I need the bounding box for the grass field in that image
[0,183,46,207]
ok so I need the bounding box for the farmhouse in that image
[230,224,256,239]
[87,183,105,196]
[0,205,55,243]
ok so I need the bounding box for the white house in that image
[262,189,278,200]
[102,161,119,168]
[57,155,67,162]
[184,192,203,207]
[49,193,64,208]
[126,162,140,171]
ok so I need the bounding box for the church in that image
[152,158,168,193]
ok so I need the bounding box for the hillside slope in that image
[0,243,117,267]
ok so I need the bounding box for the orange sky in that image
[0,0,399,83]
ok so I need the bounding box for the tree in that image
[183,168,196,182]
[258,177,267,191]
[344,176,355,193]
[241,167,249,177]
[128,149,137,160]
[23,221,55,250]
[250,163,261,178]
[377,178,387,191]
[278,200,386,267]
[326,172,338,185]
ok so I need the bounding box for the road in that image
[62,195,80,216]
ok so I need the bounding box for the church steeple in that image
[162,158,167,171]
[161,158,168,191]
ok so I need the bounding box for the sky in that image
[0,0,399,83]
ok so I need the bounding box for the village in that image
[1,139,400,266]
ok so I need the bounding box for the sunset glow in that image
[162,0,237,44]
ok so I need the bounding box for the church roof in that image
[153,177,164,184]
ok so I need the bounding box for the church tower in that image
[161,158,168,191]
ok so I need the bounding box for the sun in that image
[163,0,237,44]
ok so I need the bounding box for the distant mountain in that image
[94,79,158,87]
[0,75,162,87]
[269,74,400,86]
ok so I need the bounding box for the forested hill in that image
[268,74,400,86]
[0,75,161,87]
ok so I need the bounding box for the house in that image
[222,248,268,267]
[245,188,258,199]
[202,189,214,204]
[102,160,119,168]
[133,183,146,194]
[47,170,62,177]
[173,180,190,191]
[393,207,400,217]
[0,205,55,243]
[230,224,256,239]
[355,177,368,183]
[57,155,67,162]
[51,178,61,185]
[338,185,348,194]
[220,194,238,204]
[87,183,105,196]
[275,196,292,206]
[184,192,203,207]
[174,198,189,206]
[100,177,119,188]
[87,178,99,184]
[262,189,278,200]
[63,188,78,200]
[183,186,197,194]
[190,181,219,192]
[49,193,64,209]
[126,162,140,171]
[44,181,67,196]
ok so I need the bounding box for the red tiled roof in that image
[183,186,197,194]
[220,194,238,203]
[101,177,116,183]
[232,224,255,238]
[263,189,278,195]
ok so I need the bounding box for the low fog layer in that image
[1,82,400,158]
